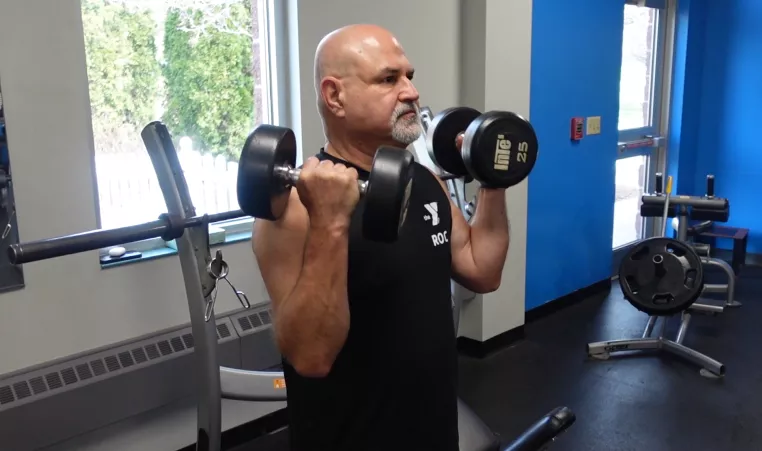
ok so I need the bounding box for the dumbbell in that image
[426,107,539,188]
[236,125,415,243]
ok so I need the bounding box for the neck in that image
[324,133,382,172]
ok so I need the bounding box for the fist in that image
[296,157,360,230]
[456,133,465,152]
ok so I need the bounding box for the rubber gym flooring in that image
[459,262,762,451]
[231,260,762,451]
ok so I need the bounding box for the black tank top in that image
[282,148,459,451]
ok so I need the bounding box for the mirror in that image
[0,78,25,291]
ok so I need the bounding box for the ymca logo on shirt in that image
[423,202,448,247]
[423,202,440,226]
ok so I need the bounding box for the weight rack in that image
[587,173,735,379]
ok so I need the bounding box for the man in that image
[252,24,510,451]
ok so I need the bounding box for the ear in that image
[321,77,346,117]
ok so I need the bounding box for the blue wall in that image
[687,0,762,252]
[526,0,624,310]
[668,0,706,195]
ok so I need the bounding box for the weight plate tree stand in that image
[619,237,704,316]
[462,111,539,188]
[237,124,415,243]
[426,106,481,177]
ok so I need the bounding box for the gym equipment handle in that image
[655,172,663,194]
[660,175,673,237]
[641,193,727,210]
[273,164,369,195]
[8,209,246,265]
[502,406,576,451]
[706,174,715,198]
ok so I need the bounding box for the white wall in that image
[290,0,461,157]
[457,0,532,341]
[0,0,463,375]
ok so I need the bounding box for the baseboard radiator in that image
[0,302,280,451]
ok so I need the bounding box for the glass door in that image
[612,2,674,274]
[613,1,675,272]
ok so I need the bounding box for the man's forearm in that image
[276,226,351,377]
[468,188,510,283]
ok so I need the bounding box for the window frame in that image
[612,0,676,272]
[618,4,669,143]
[85,0,289,262]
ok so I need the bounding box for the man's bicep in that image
[252,190,309,308]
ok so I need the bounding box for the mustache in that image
[393,103,418,120]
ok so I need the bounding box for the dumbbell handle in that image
[273,164,369,195]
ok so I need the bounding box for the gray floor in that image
[458,262,762,451]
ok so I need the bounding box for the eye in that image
[384,75,396,83]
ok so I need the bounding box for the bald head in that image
[313,24,421,153]
[313,24,405,99]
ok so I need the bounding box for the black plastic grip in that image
[655,173,663,194]
[502,407,576,451]
[706,174,715,198]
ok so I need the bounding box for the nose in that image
[399,78,419,103]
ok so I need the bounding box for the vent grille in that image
[0,319,238,411]
[145,344,160,360]
[132,348,147,364]
[13,381,31,399]
[118,351,134,368]
[29,377,47,395]
[217,323,231,339]
[170,337,185,353]
[91,360,106,376]
[235,308,274,335]
[157,340,172,357]
[61,368,77,385]
[0,385,13,404]
[104,356,120,372]
[76,364,93,380]
[46,373,63,390]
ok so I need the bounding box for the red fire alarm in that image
[571,117,584,141]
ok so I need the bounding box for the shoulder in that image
[415,162,449,194]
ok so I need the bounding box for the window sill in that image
[100,222,254,270]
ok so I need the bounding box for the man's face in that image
[341,40,421,146]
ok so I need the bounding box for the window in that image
[80,0,279,246]
[618,5,659,131]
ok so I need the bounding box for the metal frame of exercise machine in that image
[10,123,286,451]
[11,118,573,451]
[587,174,733,379]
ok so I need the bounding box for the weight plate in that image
[237,125,296,220]
[462,111,539,188]
[426,107,481,177]
[363,147,415,243]
[618,237,704,316]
